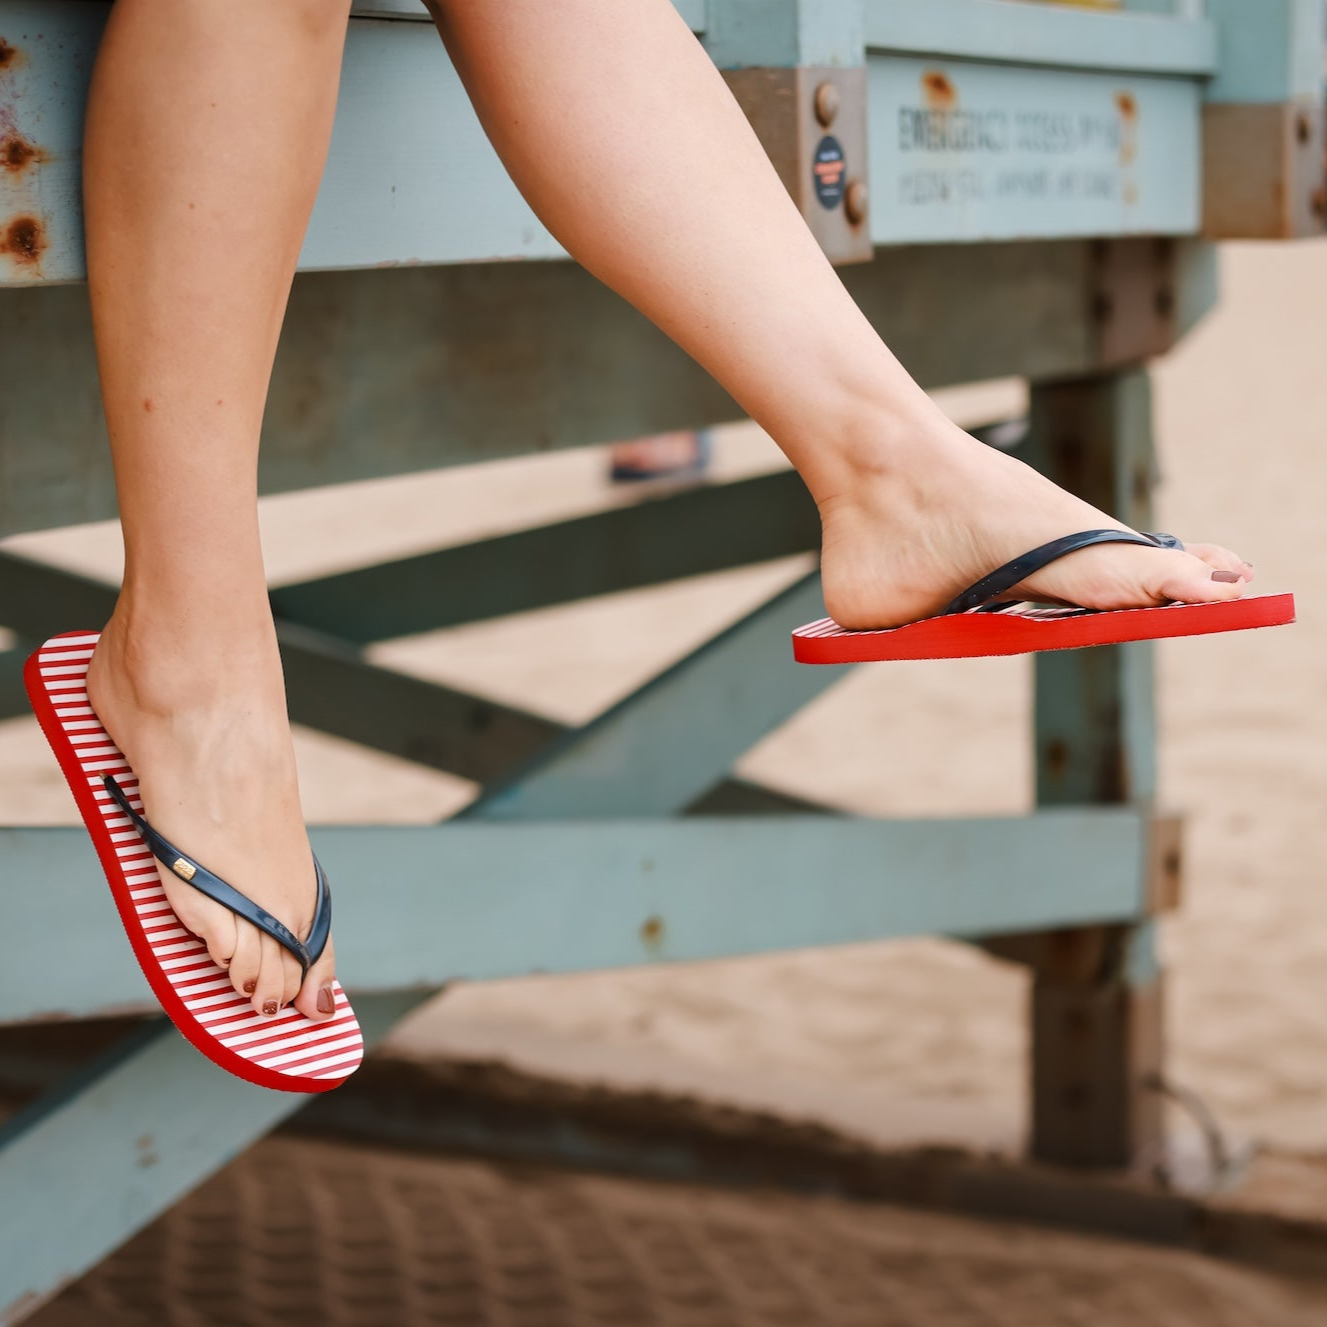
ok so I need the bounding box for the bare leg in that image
[82,0,351,1022]
[425,0,1251,627]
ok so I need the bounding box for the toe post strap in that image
[103,774,331,977]
[941,529,1184,616]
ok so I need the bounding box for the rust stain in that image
[921,71,957,110]
[1,133,47,172]
[640,915,665,950]
[1122,181,1139,207]
[0,39,18,73]
[1,214,47,266]
[1115,91,1138,167]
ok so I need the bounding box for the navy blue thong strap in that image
[103,774,331,977]
[941,530,1185,616]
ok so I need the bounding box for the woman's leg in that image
[82,0,351,1022]
[425,0,1250,628]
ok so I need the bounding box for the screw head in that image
[814,81,841,127]
[844,178,868,226]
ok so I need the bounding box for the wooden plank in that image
[269,469,818,643]
[1202,0,1325,103]
[1024,368,1166,1168]
[0,809,1155,1025]
[0,240,1194,537]
[704,0,864,69]
[0,552,566,781]
[864,0,1216,75]
[467,572,844,821]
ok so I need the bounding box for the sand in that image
[2,239,1325,1169]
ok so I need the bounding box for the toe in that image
[293,937,339,1024]
[228,921,262,1001]
[1150,549,1247,605]
[1185,541,1254,582]
[158,877,237,973]
[278,946,304,1012]
[252,934,288,1019]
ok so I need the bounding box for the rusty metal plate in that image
[867,56,1202,244]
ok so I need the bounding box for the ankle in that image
[93,597,285,720]
[793,394,967,510]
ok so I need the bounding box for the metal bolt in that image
[814,81,840,127]
[844,179,868,226]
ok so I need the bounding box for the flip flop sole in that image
[25,633,364,1094]
[793,593,1297,664]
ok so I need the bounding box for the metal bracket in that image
[723,66,873,265]
[1202,102,1327,239]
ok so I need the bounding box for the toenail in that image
[317,986,335,1015]
[1211,570,1241,583]
[243,979,257,994]
[262,999,279,1017]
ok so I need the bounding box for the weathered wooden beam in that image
[270,469,819,642]
[1023,369,1169,1169]
[0,554,563,783]
[0,808,1159,1025]
[0,239,1205,538]
[467,572,845,821]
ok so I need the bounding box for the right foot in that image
[816,419,1253,631]
[86,615,338,1024]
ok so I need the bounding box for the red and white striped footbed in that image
[25,632,364,1093]
[792,593,1297,664]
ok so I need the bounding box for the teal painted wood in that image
[866,56,1202,243]
[1029,371,1158,807]
[2,241,1183,537]
[0,0,566,286]
[269,470,819,643]
[1203,0,1326,103]
[469,573,841,820]
[864,0,1216,76]
[0,809,1154,1025]
[0,552,563,782]
[703,0,865,69]
[0,0,1235,287]
[0,991,429,1326]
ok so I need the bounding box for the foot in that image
[817,421,1253,631]
[609,429,710,482]
[86,613,338,1023]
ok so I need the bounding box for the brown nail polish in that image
[262,999,279,1017]
[243,979,257,995]
[317,986,336,1015]
[1211,570,1241,583]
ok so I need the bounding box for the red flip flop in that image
[792,530,1296,664]
[25,632,364,1093]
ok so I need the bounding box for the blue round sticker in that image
[812,136,847,210]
